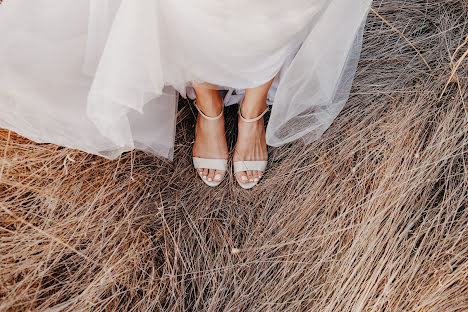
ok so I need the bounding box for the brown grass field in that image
[0,1,467,311]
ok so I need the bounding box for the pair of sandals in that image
[192,101,269,189]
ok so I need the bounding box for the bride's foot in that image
[192,89,228,183]
[233,99,269,184]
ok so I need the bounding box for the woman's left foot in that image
[233,100,268,185]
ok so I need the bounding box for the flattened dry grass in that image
[0,1,467,311]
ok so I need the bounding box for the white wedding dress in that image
[0,0,371,160]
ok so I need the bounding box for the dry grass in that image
[1,0,467,311]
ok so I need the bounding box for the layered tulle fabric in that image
[0,0,371,160]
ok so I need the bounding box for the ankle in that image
[195,99,223,118]
[194,87,223,116]
[240,98,267,119]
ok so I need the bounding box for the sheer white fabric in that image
[0,0,371,160]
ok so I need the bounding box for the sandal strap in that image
[238,105,269,123]
[233,160,267,173]
[194,101,223,120]
[193,157,228,171]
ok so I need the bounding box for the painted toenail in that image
[214,174,222,180]
[241,176,248,181]
[203,176,207,179]
[208,178,212,181]
[249,178,253,182]
[254,178,259,182]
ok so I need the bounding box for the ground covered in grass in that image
[0,1,467,311]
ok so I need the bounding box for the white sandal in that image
[233,104,269,190]
[192,101,228,187]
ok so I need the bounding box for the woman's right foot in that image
[192,90,228,183]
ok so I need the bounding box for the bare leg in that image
[192,84,228,182]
[233,78,274,184]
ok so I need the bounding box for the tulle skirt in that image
[0,0,371,160]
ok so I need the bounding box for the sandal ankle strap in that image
[194,101,223,120]
[238,103,269,123]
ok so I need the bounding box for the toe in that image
[207,169,215,182]
[202,168,209,180]
[247,170,254,182]
[237,171,249,184]
[252,170,259,182]
[214,170,224,182]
